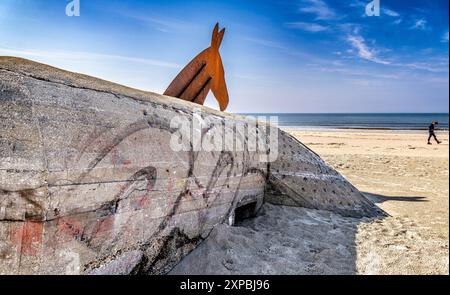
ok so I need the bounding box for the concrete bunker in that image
[0,57,383,275]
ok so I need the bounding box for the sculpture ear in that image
[211,23,225,49]
[216,28,225,49]
[211,23,219,48]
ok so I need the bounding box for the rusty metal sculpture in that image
[164,23,229,111]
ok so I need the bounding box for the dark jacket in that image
[429,124,435,133]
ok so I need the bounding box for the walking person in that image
[428,121,441,144]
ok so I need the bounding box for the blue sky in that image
[0,0,448,113]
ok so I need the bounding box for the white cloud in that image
[347,35,390,65]
[338,23,361,35]
[285,22,329,32]
[299,0,337,20]
[402,62,449,73]
[392,19,402,25]
[0,47,181,69]
[442,31,449,43]
[122,13,195,33]
[383,8,400,17]
[410,18,428,30]
[244,37,288,50]
[348,0,366,8]
[310,64,401,80]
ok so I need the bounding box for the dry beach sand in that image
[170,129,449,275]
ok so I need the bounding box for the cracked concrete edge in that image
[0,56,249,122]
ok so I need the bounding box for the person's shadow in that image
[363,192,427,203]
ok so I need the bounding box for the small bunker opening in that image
[234,202,258,224]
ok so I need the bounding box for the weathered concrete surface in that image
[0,57,383,275]
[266,129,382,218]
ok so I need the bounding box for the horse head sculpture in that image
[164,23,229,111]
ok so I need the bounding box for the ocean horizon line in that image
[236,113,449,131]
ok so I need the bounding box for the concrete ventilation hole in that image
[230,202,258,226]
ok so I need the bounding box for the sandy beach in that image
[171,129,449,275]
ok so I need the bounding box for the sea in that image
[238,113,449,131]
